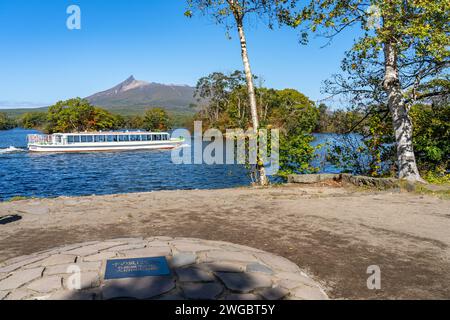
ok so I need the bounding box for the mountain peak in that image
[124,75,136,83]
[86,76,197,111]
[118,76,149,92]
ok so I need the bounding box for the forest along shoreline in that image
[1,183,449,299]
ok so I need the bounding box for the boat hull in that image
[28,141,183,153]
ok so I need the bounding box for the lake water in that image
[0,128,338,201]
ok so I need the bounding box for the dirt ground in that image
[0,184,449,300]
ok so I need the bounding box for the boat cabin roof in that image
[55,131,169,136]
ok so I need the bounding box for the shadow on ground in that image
[63,265,288,300]
[0,215,22,225]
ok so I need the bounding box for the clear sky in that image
[0,0,359,109]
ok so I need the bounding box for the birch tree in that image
[185,0,286,185]
[280,0,449,182]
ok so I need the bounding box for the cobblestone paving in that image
[0,237,328,300]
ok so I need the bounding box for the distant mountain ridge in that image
[1,76,199,119]
[86,76,197,114]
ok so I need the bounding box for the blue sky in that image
[0,0,359,108]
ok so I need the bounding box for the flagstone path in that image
[0,237,328,300]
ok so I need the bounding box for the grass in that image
[413,184,450,200]
[7,196,34,202]
[423,171,450,185]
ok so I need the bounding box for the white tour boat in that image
[27,131,184,152]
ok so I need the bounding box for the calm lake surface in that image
[0,128,338,201]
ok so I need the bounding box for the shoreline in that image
[1,184,449,299]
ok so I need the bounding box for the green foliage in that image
[143,108,172,132]
[281,0,449,181]
[46,98,118,133]
[285,0,449,65]
[185,0,286,28]
[327,103,449,179]
[315,104,365,134]
[19,112,47,129]
[194,71,320,179]
[195,71,248,129]
[7,196,31,202]
[0,112,16,130]
[422,171,450,185]
[410,103,450,174]
[327,112,395,177]
[269,89,318,134]
[114,114,144,130]
[278,133,318,178]
[3,101,189,132]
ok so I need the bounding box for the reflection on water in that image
[0,128,340,201]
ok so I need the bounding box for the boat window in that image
[73,136,80,143]
[86,136,93,143]
[147,135,153,141]
[68,136,74,144]
[141,135,148,141]
[119,135,129,142]
[81,136,87,143]
[162,135,169,141]
[130,135,140,141]
[107,135,113,142]
[94,135,104,142]
[154,134,161,141]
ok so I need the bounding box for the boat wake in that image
[172,143,191,150]
[0,146,26,154]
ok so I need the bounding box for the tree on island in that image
[185,0,289,185]
[0,112,16,131]
[143,108,171,132]
[279,0,449,182]
[19,112,48,130]
[46,98,117,133]
[193,70,320,178]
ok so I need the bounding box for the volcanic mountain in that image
[86,76,197,114]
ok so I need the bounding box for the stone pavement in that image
[0,237,328,300]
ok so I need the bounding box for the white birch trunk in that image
[383,42,424,182]
[236,18,269,185]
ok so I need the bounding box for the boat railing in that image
[27,134,54,145]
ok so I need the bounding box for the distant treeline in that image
[0,98,173,133]
[0,98,362,135]
[0,112,17,131]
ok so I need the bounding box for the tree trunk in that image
[383,41,424,182]
[236,19,269,186]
